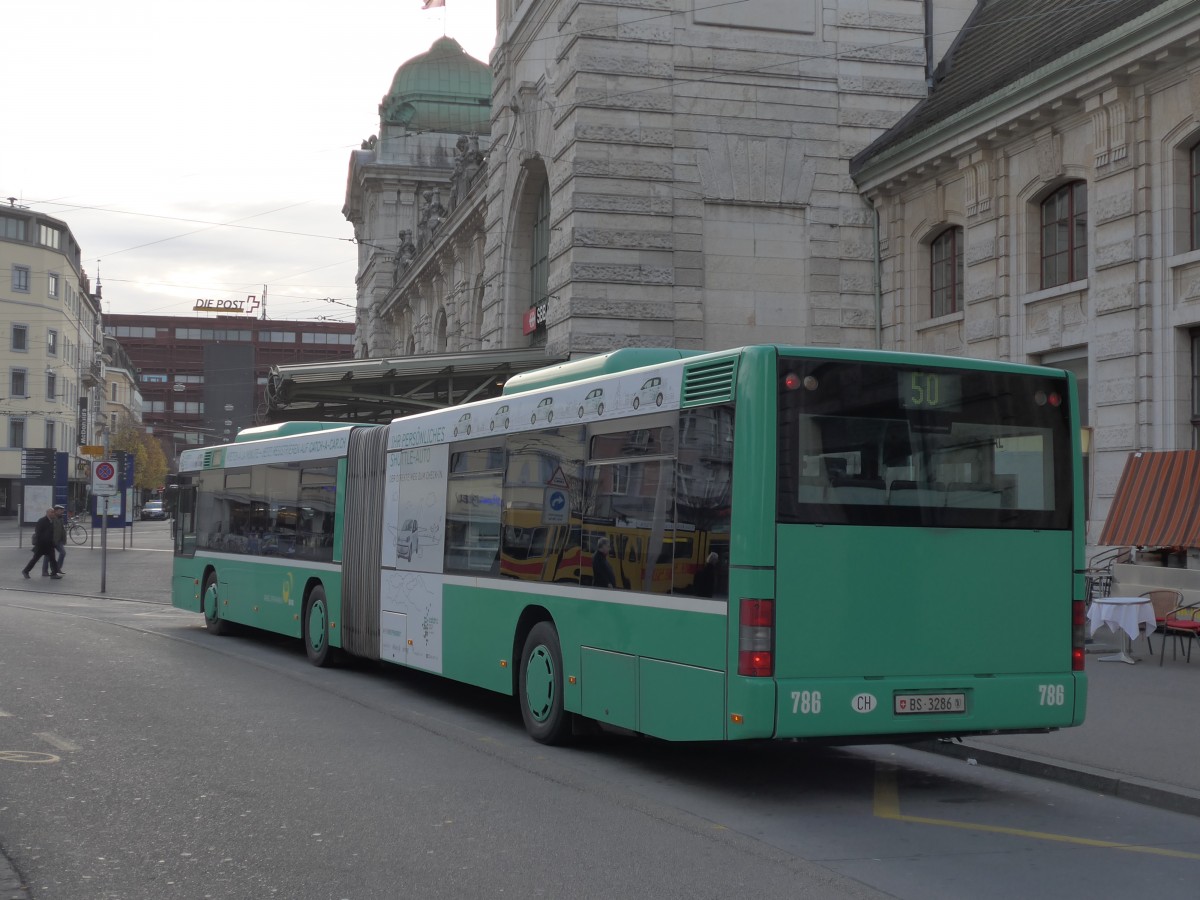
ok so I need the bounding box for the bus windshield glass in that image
[777,358,1073,530]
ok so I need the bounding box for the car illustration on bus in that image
[578,388,605,418]
[531,397,555,424]
[489,405,511,431]
[396,518,420,561]
[632,376,664,409]
[453,412,472,437]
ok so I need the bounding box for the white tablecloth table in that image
[1087,597,1157,664]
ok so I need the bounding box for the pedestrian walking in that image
[24,508,62,579]
[42,505,67,576]
[591,537,617,588]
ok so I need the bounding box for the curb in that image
[0,849,28,900]
[915,739,1200,818]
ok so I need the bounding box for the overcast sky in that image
[2,1,496,324]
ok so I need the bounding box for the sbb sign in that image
[522,301,548,335]
[194,295,260,315]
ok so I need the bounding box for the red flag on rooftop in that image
[422,0,445,8]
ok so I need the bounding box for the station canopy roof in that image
[264,348,566,425]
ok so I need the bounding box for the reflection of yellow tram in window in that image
[498,510,726,594]
[580,521,727,594]
[499,507,581,582]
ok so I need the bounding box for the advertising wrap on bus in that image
[171,345,1085,746]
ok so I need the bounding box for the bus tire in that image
[303,585,334,667]
[519,622,571,745]
[202,572,230,636]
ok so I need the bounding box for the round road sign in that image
[93,460,118,496]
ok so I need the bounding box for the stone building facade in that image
[348,1,975,359]
[483,0,973,357]
[345,37,492,359]
[851,0,1200,539]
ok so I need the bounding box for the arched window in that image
[930,227,963,317]
[529,183,550,346]
[434,309,448,353]
[1191,143,1200,251]
[1040,181,1087,288]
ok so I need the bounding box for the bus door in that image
[174,476,197,556]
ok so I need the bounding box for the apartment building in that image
[0,204,102,515]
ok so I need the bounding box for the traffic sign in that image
[92,459,118,496]
[543,488,569,525]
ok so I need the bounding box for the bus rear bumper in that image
[770,672,1086,740]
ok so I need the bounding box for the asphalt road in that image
[3,572,1200,899]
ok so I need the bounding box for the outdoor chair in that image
[1140,589,1200,665]
[1083,547,1129,606]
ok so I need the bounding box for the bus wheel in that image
[202,572,229,636]
[519,622,571,744]
[303,585,334,667]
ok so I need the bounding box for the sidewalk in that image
[919,632,1200,816]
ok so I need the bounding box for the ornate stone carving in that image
[396,229,416,272]
[964,160,991,217]
[699,134,815,206]
[1092,102,1128,168]
[1035,132,1062,182]
[417,189,446,249]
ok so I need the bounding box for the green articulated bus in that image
[172,345,1087,744]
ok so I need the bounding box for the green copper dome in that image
[381,36,491,133]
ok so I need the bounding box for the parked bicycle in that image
[66,515,88,546]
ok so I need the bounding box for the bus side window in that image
[674,405,733,598]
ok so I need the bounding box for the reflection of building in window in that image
[193,462,337,561]
[445,446,503,574]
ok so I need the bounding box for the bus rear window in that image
[777,360,1073,530]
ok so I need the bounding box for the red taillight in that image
[1071,600,1086,671]
[739,598,774,677]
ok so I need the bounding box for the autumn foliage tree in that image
[109,420,169,494]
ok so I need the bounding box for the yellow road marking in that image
[874,763,1200,860]
[0,750,59,764]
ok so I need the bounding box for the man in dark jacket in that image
[42,504,67,576]
[24,508,62,579]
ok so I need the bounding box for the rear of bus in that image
[729,347,1086,741]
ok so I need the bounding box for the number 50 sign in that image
[92,460,118,497]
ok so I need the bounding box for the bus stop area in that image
[3,511,1200,819]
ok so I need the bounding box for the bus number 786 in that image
[791,691,822,714]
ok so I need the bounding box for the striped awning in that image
[1099,451,1200,547]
